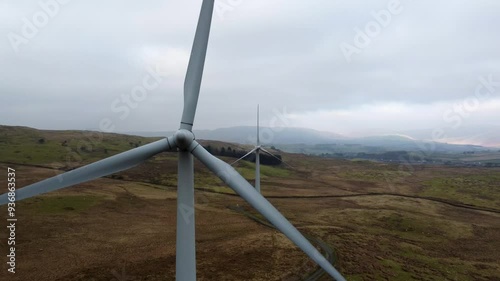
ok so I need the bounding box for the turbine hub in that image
[174,129,195,151]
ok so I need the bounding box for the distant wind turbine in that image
[231,105,291,193]
[0,1,346,280]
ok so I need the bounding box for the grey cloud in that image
[1,0,499,134]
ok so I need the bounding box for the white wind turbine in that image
[0,1,346,280]
[231,105,291,193]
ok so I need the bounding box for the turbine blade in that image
[190,142,346,281]
[230,147,258,165]
[260,147,293,168]
[180,0,215,131]
[257,104,260,146]
[0,137,175,205]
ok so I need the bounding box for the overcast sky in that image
[1,0,499,143]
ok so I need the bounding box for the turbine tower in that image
[0,1,346,280]
[231,105,289,194]
[256,104,260,193]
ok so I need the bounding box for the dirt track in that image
[197,187,500,214]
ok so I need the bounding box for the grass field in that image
[0,126,499,280]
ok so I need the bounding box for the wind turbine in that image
[0,1,346,280]
[231,105,291,193]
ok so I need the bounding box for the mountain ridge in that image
[123,126,499,152]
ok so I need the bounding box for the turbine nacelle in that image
[174,129,196,151]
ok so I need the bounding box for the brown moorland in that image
[0,126,499,280]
